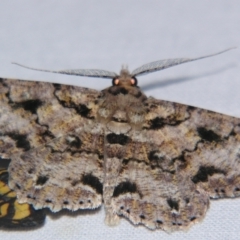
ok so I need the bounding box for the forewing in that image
[108,98,240,231]
[0,78,104,213]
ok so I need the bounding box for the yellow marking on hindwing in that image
[6,191,16,198]
[0,184,11,195]
[13,201,31,220]
[0,203,9,217]
[0,180,5,188]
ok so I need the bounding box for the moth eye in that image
[112,78,119,86]
[131,77,138,86]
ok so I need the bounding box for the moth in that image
[0,48,239,232]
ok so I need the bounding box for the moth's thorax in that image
[97,82,147,133]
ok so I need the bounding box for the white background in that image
[0,1,240,239]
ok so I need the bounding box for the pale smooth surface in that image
[0,1,240,239]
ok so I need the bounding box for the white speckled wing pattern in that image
[1,49,240,231]
[107,97,240,231]
[0,79,104,214]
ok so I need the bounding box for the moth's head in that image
[112,66,138,87]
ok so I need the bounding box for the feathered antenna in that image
[12,62,117,79]
[131,47,236,77]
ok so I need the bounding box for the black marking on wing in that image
[63,101,91,118]
[13,99,43,114]
[53,86,93,119]
[7,133,31,151]
[148,117,186,130]
[52,83,61,90]
[167,198,179,211]
[112,181,137,198]
[81,173,103,194]
[75,104,91,118]
[15,183,21,190]
[149,117,165,129]
[66,135,82,148]
[148,150,164,162]
[36,176,49,186]
[197,127,221,142]
[192,166,225,184]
